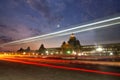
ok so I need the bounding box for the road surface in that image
[0,59,120,80]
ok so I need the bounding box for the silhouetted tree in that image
[25,46,31,52]
[17,47,24,53]
[38,44,46,54]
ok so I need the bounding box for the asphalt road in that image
[0,60,120,80]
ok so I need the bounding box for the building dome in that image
[69,33,76,41]
[70,33,75,38]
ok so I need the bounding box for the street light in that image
[72,51,76,55]
[45,50,48,53]
[96,47,103,52]
[96,47,103,56]
[23,52,26,55]
[110,52,113,56]
[66,50,71,54]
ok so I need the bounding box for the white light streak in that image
[1,16,120,46]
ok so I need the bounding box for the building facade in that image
[45,34,120,56]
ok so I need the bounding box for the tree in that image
[38,44,46,54]
[17,47,24,53]
[25,46,31,52]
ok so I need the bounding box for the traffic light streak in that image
[1,58,120,77]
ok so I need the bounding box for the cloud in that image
[26,0,51,19]
[11,0,20,6]
[0,35,13,44]
[26,0,64,24]
[13,24,43,39]
[0,24,42,44]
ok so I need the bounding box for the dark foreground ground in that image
[0,60,120,80]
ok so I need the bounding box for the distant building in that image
[45,34,120,56]
[17,34,120,56]
[61,33,81,54]
[81,43,120,56]
[46,47,61,55]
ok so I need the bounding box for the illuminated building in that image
[82,43,120,56]
[17,34,120,56]
[61,33,81,54]
[46,34,120,56]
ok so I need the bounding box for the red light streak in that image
[1,58,120,77]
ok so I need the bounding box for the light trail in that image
[1,16,120,46]
[1,58,120,77]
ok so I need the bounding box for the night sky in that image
[0,0,120,51]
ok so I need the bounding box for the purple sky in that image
[0,0,120,51]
